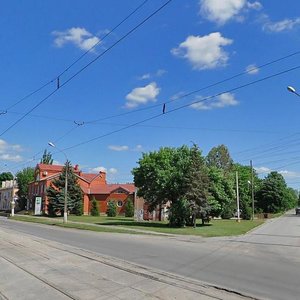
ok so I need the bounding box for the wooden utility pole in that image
[250,160,255,221]
[236,171,240,222]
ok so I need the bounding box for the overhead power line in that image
[0,0,173,137]
[61,64,300,152]
[0,0,149,113]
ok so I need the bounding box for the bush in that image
[221,204,234,219]
[241,204,252,220]
[124,199,134,217]
[169,198,191,227]
[106,201,117,217]
[90,197,99,216]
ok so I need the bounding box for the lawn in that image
[68,215,264,237]
[11,214,264,237]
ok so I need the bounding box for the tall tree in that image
[47,161,83,216]
[0,172,14,183]
[40,149,53,164]
[256,171,291,213]
[183,144,209,226]
[208,166,235,218]
[16,167,35,210]
[206,144,233,173]
[133,146,191,212]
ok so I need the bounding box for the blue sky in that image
[1,0,300,187]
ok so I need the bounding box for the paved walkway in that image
[0,224,253,300]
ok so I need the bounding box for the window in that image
[117,200,123,207]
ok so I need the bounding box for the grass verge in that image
[10,216,140,234]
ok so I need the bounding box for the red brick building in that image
[28,164,135,215]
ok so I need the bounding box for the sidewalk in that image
[0,225,254,300]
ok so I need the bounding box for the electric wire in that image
[0,0,149,113]
[0,0,173,137]
[61,64,300,152]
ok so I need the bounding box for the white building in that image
[0,180,18,211]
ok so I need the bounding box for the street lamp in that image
[11,195,17,217]
[48,142,68,223]
[287,85,300,97]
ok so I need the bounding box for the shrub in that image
[124,199,134,217]
[106,201,117,217]
[90,197,99,216]
[169,198,191,227]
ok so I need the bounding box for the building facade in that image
[0,180,18,211]
[28,164,135,215]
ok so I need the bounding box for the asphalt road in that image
[1,212,299,300]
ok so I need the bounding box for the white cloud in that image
[199,0,246,25]
[91,166,107,173]
[278,170,300,178]
[138,73,151,80]
[52,27,100,51]
[0,139,23,162]
[191,92,239,110]
[108,168,118,175]
[199,0,262,25]
[133,145,143,152]
[125,82,160,108]
[255,166,271,174]
[246,1,262,10]
[245,64,259,74]
[263,17,300,32]
[171,32,233,70]
[138,69,167,80]
[91,166,118,175]
[0,154,22,162]
[108,145,129,151]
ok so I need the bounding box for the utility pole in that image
[236,171,240,222]
[250,160,255,221]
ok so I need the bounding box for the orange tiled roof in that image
[82,183,135,194]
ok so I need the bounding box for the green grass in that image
[10,216,140,234]
[11,215,264,237]
[68,215,264,237]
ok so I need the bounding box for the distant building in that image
[28,164,135,215]
[0,180,18,211]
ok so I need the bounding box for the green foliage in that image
[169,198,191,227]
[47,161,83,216]
[206,144,233,172]
[133,146,192,211]
[124,198,134,217]
[208,166,235,218]
[106,201,117,217]
[16,167,35,210]
[90,197,99,216]
[183,144,210,226]
[256,172,293,213]
[133,145,210,227]
[40,149,53,164]
[0,172,14,183]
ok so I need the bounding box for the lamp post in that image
[287,85,300,97]
[11,196,17,217]
[48,142,68,223]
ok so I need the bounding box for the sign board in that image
[34,196,42,215]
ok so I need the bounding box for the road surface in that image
[0,212,299,299]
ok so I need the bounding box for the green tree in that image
[40,149,53,164]
[207,166,235,218]
[16,167,35,210]
[183,144,209,226]
[107,201,117,217]
[47,161,83,216]
[133,146,191,212]
[256,172,291,213]
[0,172,14,183]
[124,198,134,217]
[90,197,99,216]
[206,144,233,173]
[168,198,191,227]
